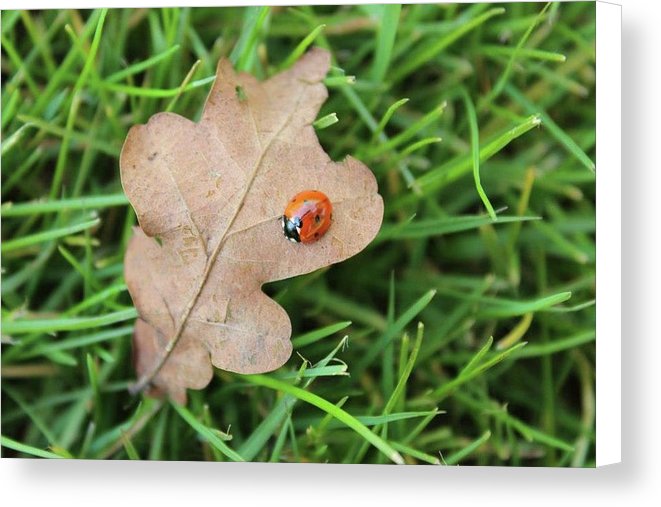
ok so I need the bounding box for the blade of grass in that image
[171,402,245,462]
[230,6,270,72]
[1,123,35,156]
[1,384,60,445]
[21,325,134,360]
[310,409,442,430]
[97,75,215,98]
[244,374,405,464]
[513,330,595,358]
[1,194,128,217]
[15,114,120,156]
[1,435,65,459]
[459,336,493,376]
[444,430,492,465]
[460,87,497,219]
[428,288,572,318]
[50,8,108,200]
[480,44,566,63]
[367,102,446,158]
[1,217,100,254]
[3,308,137,335]
[1,147,43,198]
[312,112,339,130]
[166,59,201,112]
[398,136,443,158]
[237,337,348,460]
[390,441,441,465]
[482,2,552,106]
[278,23,326,71]
[120,431,141,460]
[414,114,542,192]
[382,272,397,400]
[0,32,40,97]
[93,398,163,458]
[353,323,426,463]
[391,7,505,82]
[376,215,540,243]
[370,97,409,143]
[505,84,595,171]
[455,392,575,453]
[339,85,419,192]
[64,283,128,315]
[496,313,533,350]
[106,44,181,83]
[369,4,401,82]
[292,321,352,348]
[354,289,436,375]
[30,9,102,115]
[276,364,348,379]
[384,323,425,416]
[431,342,528,400]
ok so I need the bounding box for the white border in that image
[595,0,622,467]
[5,0,651,505]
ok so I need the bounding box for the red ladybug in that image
[281,190,333,244]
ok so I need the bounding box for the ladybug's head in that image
[281,215,302,243]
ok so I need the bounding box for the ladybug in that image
[281,190,333,244]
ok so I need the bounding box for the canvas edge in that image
[596,0,622,468]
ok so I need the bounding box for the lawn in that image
[1,2,596,465]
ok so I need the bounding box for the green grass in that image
[1,3,596,466]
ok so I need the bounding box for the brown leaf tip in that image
[289,47,331,83]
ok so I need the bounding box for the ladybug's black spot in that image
[314,232,320,238]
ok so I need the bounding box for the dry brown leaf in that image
[120,48,383,404]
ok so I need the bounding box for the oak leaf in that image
[120,48,384,403]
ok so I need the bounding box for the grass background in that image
[1,2,596,465]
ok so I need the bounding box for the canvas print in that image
[1,2,596,466]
